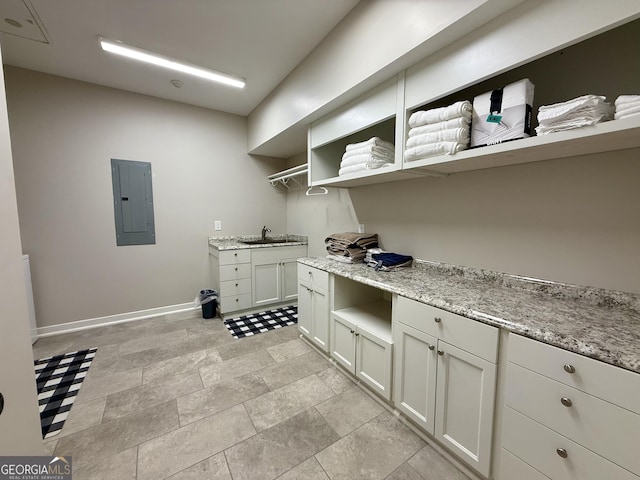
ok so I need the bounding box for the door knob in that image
[434,317,442,323]
[556,448,568,459]
[563,364,576,374]
[437,350,444,356]
[428,344,435,350]
[0,392,4,416]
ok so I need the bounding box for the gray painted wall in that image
[287,149,640,295]
[6,67,288,328]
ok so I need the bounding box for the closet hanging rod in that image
[268,163,308,182]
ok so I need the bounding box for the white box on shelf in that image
[471,78,534,148]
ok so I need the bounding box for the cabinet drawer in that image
[219,293,252,313]
[503,407,639,480]
[218,249,251,265]
[297,264,329,292]
[220,263,251,281]
[508,333,640,415]
[219,278,251,297]
[500,449,550,480]
[395,296,498,363]
[506,362,640,474]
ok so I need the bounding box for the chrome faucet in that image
[261,225,271,241]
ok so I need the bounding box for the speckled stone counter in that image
[299,257,640,374]
[208,234,307,250]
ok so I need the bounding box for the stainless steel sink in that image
[240,239,292,245]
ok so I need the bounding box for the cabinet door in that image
[356,327,393,401]
[393,322,437,434]
[330,314,356,374]
[435,341,496,478]
[297,281,312,338]
[252,260,280,307]
[281,258,299,302]
[311,287,329,352]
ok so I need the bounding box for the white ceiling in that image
[0,0,359,116]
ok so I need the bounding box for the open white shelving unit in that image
[307,11,640,189]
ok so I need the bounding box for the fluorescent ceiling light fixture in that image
[99,37,245,89]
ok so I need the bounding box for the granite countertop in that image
[208,234,308,250]
[299,257,640,374]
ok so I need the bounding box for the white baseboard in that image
[36,302,197,338]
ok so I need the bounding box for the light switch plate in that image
[358,224,365,233]
[214,220,222,231]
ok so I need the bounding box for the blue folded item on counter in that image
[368,252,413,271]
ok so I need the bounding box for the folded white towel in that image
[340,152,393,168]
[615,95,640,107]
[342,144,394,160]
[408,117,470,137]
[615,101,640,114]
[536,95,614,134]
[406,128,470,149]
[408,101,472,128]
[404,142,467,162]
[345,137,394,152]
[537,95,611,123]
[338,160,391,176]
[614,104,640,120]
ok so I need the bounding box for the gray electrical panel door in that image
[111,159,156,246]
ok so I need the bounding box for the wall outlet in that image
[214,220,222,231]
[358,224,365,233]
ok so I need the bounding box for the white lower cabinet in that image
[330,300,393,400]
[500,449,550,480]
[210,248,252,315]
[501,333,640,480]
[393,295,498,478]
[297,264,330,352]
[252,246,307,308]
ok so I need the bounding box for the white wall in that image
[285,154,359,257]
[347,150,640,294]
[0,49,44,454]
[6,67,288,328]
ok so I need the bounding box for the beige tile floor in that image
[33,310,469,480]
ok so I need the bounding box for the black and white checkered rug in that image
[34,348,97,439]
[224,306,297,339]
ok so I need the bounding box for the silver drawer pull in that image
[428,344,435,351]
[556,448,568,459]
[563,364,576,374]
[434,317,442,323]
[437,350,444,356]
[561,397,573,407]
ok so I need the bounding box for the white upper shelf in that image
[315,116,640,187]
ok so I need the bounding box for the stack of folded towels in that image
[325,232,379,263]
[365,249,413,272]
[614,95,640,120]
[338,137,394,176]
[405,100,472,162]
[536,94,614,135]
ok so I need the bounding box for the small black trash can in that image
[199,289,218,319]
